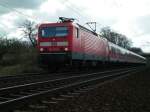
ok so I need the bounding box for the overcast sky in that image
[0,0,150,53]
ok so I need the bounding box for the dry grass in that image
[0,38,44,76]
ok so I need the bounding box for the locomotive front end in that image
[38,22,73,65]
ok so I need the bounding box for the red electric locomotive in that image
[37,17,146,66]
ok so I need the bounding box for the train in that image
[37,17,146,67]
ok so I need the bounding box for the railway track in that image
[0,67,143,112]
[0,70,93,88]
[0,67,131,88]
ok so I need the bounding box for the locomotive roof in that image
[76,23,99,36]
[39,22,72,27]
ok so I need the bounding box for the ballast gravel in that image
[51,66,150,112]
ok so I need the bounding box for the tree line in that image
[100,27,132,49]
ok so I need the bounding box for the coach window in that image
[76,28,79,38]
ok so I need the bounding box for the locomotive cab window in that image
[40,26,68,38]
[75,28,79,38]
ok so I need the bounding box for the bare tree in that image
[129,47,143,54]
[100,27,112,41]
[19,19,37,47]
[100,27,132,49]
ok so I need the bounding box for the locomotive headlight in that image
[64,47,68,51]
[40,48,44,52]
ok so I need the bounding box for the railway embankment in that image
[51,66,150,112]
[0,39,45,76]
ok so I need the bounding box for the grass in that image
[0,64,44,76]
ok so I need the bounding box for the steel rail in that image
[0,66,140,89]
[0,70,90,88]
[0,67,134,95]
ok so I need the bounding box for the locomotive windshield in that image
[40,26,68,38]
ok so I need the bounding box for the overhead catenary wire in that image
[0,1,42,42]
[59,0,105,33]
[0,1,40,23]
[0,0,101,27]
[60,0,92,23]
[0,0,104,31]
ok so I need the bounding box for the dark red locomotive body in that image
[37,18,146,66]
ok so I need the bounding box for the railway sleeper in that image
[19,91,35,95]
[14,110,33,112]
[29,104,48,111]
[60,94,74,98]
[9,94,24,97]
[51,97,65,101]
[69,92,80,96]
[35,88,49,91]
[0,96,12,101]
[76,89,88,93]
[28,89,41,93]
[42,100,58,104]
